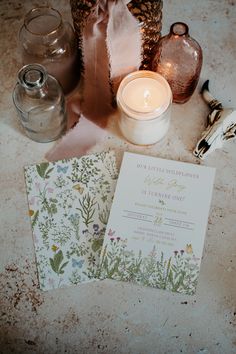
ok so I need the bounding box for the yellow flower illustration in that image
[29,209,34,217]
[51,244,59,252]
[185,244,193,254]
[73,184,84,194]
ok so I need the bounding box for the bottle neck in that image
[170,22,189,38]
[18,64,49,98]
[25,84,48,98]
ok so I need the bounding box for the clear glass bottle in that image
[19,6,80,95]
[152,22,203,104]
[12,64,67,143]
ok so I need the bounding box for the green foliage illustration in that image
[77,193,97,227]
[31,210,39,228]
[49,250,69,275]
[69,157,101,186]
[41,197,58,216]
[36,162,54,179]
[98,205,110,225]
[100,239,200,295]
[38,217,57,249]
[24,151,117,290]
[69,213,80,241]
[103,154,118,180]
[90,174,111,203]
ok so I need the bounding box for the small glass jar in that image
[12,64,67,143]
[116,70,172,145]
[19,6,80,95]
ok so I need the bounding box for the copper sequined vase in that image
[152,22,203,103]
[70,0,163,71]
[127,0,163,69]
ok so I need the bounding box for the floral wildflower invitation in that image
[24,151,118,291]
[99,152,215,295]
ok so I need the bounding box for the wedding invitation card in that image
[24,151,118,291]
[99,152,215,295]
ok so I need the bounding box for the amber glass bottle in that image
[152,22,202,103]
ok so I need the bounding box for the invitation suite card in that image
[99,152,215,295]
[24,151,118,291]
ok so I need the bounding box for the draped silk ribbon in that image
[81,0,142,124]
[46,0,142,161]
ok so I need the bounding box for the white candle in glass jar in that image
[116,70,172,145]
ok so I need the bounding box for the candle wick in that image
[144,89,151,106]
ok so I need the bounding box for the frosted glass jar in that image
[116,71,172,145]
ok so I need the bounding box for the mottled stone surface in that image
[0,0,236,353]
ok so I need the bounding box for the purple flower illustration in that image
[47,187,54,193]
[29,196,35,206]
[108,228,116,237]
[48,278,55,287]
[93,224,99,232]
[35,182,41,190]
[82,229,89,237]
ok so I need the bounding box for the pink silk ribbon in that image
[46,0,141,161]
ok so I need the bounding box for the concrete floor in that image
[0,0,236,353]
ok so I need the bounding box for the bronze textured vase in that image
[127,0,163,69]
[70,0,163,71]
[152,22,203,104]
